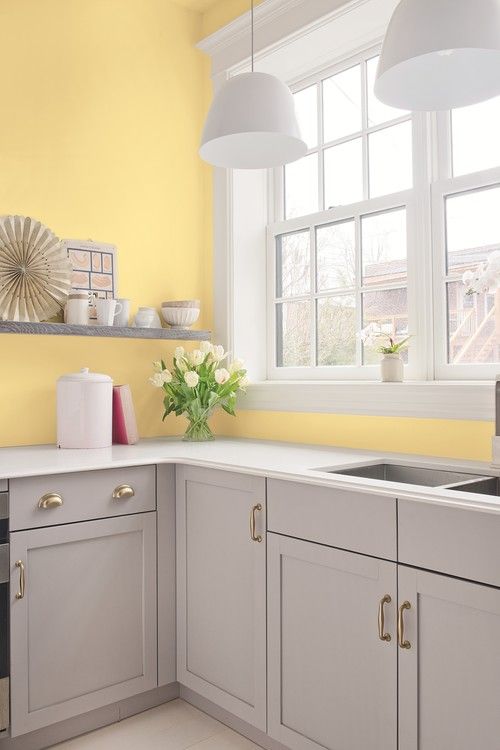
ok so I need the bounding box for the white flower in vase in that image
[149,373,164,388]
[215,368,230,384]
[174,346,185,360]
[184,371,200,388]
[189,349,204,366]
[229,358,245,374]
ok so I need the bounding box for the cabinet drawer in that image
[267,479,397,560]
[10,466,156,530]
[399,499,500,587]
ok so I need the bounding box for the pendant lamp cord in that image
[251,0,254,72]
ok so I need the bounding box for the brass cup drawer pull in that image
[38,492,63,510]
[15,560,25,600]
[398,601,412,649]
[250,503,263,543]
[112,484,135,500]
[378,594,392,642]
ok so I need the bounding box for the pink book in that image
[113,385,139,445]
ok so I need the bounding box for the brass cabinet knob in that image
[112,484,135,500]
[38,492,63,510]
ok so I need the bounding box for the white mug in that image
[65,293,89,326]
[96,298,122,326]
[113,298,130,327]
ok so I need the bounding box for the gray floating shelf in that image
[0,320,211,341]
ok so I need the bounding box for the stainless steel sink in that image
[446,476,500,495]
[317,462,489,488]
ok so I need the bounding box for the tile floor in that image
[53,699,263,750]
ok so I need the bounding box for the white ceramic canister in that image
[57,368,113,449]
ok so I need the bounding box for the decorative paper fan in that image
[0,215,72,322]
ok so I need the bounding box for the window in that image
[268,46,500,381]
[270,52,416,379]
[433,97,500,377]
[283,55,412,220]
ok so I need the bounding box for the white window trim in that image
[266,43,433,381]
[432,166,500,380]
[201,0,498,421]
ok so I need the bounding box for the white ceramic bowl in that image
[162,299,200,309]
[161,306,200,329]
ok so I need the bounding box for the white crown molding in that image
[197,0,374,75]
[238,381,495,422]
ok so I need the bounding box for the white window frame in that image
[267,45,432,381]
[432,110,500,380]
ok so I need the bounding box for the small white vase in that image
[380,353,404,382]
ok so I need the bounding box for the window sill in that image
[239,380,495,421]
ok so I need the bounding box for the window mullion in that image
[361,58,369,202]
[310,225,317,366]
[318,81,325,212]
[355,213,363,366]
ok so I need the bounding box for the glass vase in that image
[183,417,214,442]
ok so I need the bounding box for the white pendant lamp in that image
[375,0,500,111]
[199,1,307,169]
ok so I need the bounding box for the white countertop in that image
[1,436,500,514]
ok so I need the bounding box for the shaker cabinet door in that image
[268,533,397,750]
[398,566,500,750]
[176,466,267,730]
[10,513,157,737]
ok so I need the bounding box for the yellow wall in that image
[0,0,211,446]
[201,0,264,38]
[0,0,493,461]
[212,411,494,462]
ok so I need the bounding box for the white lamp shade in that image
[200,71,307,169]
[375,0,500,111]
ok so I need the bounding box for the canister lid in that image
[57,367,112,383]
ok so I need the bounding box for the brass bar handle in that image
[250,503,263,543]
[112,484,135,500]
[38,492,63,510]
[378,594,392,642]
[398,601,412,649]
[15,560,25,600]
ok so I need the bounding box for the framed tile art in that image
[63,239,118,319]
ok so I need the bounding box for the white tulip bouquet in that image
[149,342,248,441]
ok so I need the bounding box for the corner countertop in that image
[2,436,500,514]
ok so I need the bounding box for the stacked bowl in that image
[161,299,200,329]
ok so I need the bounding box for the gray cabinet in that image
[176,466,266,730]
[267,532,397,750]
[10,513,158,737]
[398,565,500,750]
[10,466,156,531]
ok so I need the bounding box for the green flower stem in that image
[184,417,213,442]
